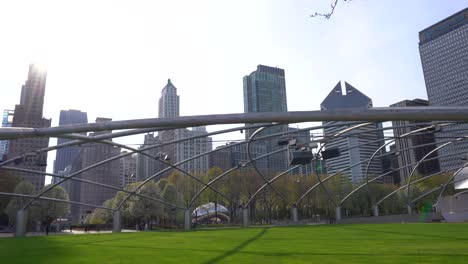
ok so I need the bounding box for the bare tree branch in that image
[310,0,351,19]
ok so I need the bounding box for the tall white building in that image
[153,79,213,176]
[158,79,179,118]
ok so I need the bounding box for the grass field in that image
[1,223,468,263]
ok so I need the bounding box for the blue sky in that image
[0,0,466,179]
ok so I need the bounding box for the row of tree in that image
[86,166,455,227]
[0,167,455,229]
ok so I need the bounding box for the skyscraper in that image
[243,65,287,114]
[78,118,121,223]
[243,65,288,173]
[7,64,51,190]
[120,151,137,188]
[320,81,383,184]
[0,109,14,161]
[53,110,88,181]
[155,79,212,176]
[419,8,468,171]
[136,133,165,181]
[158,79,179,119]
[390,99,440,184]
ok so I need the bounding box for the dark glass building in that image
[53,110,88,178]
[390,99,440,184]
[243,65,289,173]
[7,64,51,190]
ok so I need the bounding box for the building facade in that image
[0,109,14,161]
[419,8,468,171]
[53,109,88,182]
[146,79,213,178]
[7,64,51,190]
[136,133,166,181]
[77,118,121,223]
[320,81,383,184]
[243,65,289,173]
[120,151,137,188]
[158,79,179,119]
[174,127,212,174]
[390,99,440,184]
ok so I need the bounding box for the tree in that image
[161,183,182,224]
[30,185,70,233]
[128,181,164,226]
[310,0,351,19]
[5,180,35,225]
[87,199,113,225]
[0,170,20,225]
[0,170,20,211]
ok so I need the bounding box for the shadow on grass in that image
[337,225,468,241]
[0,233,145,264]
[201,227,269,264]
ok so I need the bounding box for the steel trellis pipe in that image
[338,151,461,206]
[0,192,115,211]
[375,170,451,207]
[6,125,270,210]
[405,136,468,206]
[187,148,287,209]
[434,160,468,207]
[302,122,373,207]
[0,166,185,210]
[115,122,363,210]
[245,165,302,208]
[295,139,468,207]
[63,136,234,207]
[410,175,468,206]
[3,107,468,140]
[363,123,451,188]
[247,126,288,202]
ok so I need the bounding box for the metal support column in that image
[112,210,121,233]
[335,206,342,221]
[242,208,249,227]
[373,205,379,217]
[407,204,412,214]
[15,210,28,237]
[291,206,298,222]
[184,210,191,231]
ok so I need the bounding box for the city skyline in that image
[1,2,467,185]
[1,1,465,126]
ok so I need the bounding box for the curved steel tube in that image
[363,123,450,187]
[338,152,456,206]
[296,122,384,207]
[247,126,287,201]
[187,148,287,209]
[434,160,468,207]
[411,176,468,205]
[116,122,361,210]
[375,171,448,207]
[375,160,468,207]
[405,136,468,205]
[0,127,166,168]
[4,107,468,140]
[245,165,302,208]
[67,136,235,206]
[0,166,185,210]
[0,192,115,211]
[9,124,270,210]
[295,138,466,206]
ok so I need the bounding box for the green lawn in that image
[1,223,468,263]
